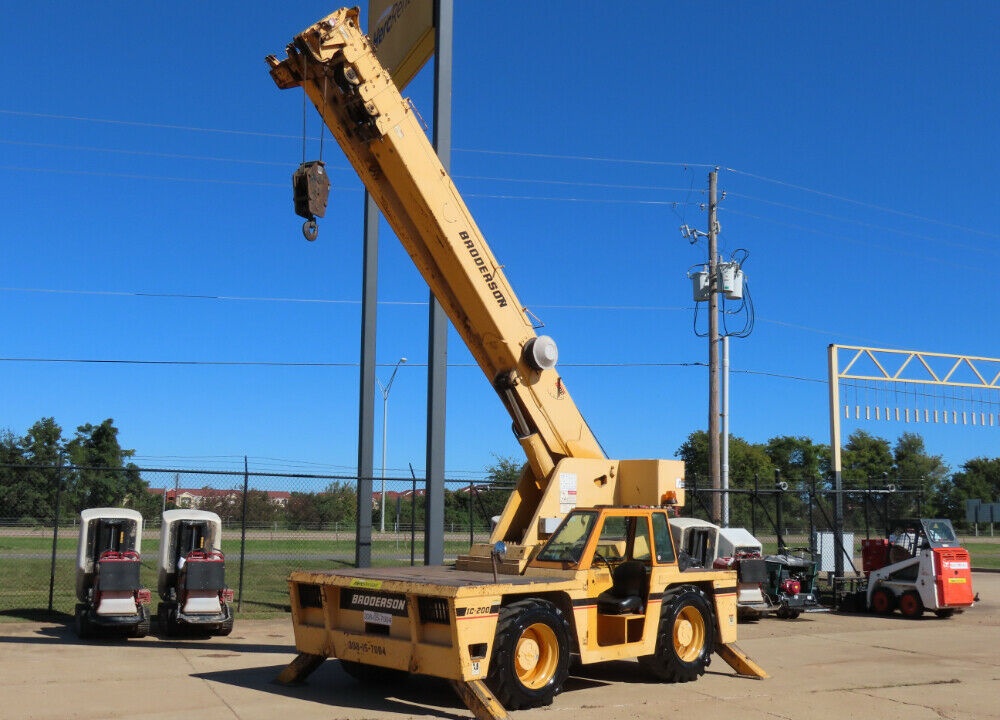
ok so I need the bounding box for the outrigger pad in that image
[716,642,769,679]
[449,679,512,720]
[277,652,327,685]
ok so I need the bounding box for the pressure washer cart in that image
[74,508,152,639]
[157,509,234,637]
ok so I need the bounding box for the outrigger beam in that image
[716,642,769,679]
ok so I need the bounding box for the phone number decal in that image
[345,639,388,657]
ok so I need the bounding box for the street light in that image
[378,357,407,532]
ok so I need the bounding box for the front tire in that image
[640,586,714,683]
[870,587,895,615]
[485,598,571,710]
[899,590,924,619]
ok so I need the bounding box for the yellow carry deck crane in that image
[267,9,766,719]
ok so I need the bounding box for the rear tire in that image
[639,586,714,683]
[934,609,955,619]
[216,612,235,637]
[130,605,150,638]
[899,590,924,619]
[74,604,92,639]
[485,598,571,710]
[870,587,895,615]
[776,606,800,620]
[160,603,180,637]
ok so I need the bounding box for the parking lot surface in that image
[1,573,997,720]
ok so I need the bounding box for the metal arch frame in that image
[835,345,1000,389]
[827,343,1000,578]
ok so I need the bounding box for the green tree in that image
[891,432,949,516]
[67,419,147,511]
[765,436,827,485]
[764,435,828,534]
[286,482,357,530]
[484,454,523,488]
[6,418,68,521]
[939,457,1000,523]
[676,430,774,525]
[0,429,27,519]
[841,430,894,484]
[198,488,278,525]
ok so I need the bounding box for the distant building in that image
[151,487,290,509]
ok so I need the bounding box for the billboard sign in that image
[369,0,434,90]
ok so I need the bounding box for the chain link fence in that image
[685,472,930,573]
[3,463,984,621]
[0,464,510,620]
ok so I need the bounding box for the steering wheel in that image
[593,551,614,574]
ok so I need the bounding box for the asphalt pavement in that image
[0,573,996,720]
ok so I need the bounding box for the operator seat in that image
[596,561,648,615]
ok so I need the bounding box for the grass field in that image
[2,530,997,622]
[0,532,484,621]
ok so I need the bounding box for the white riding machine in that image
[74,508,152,638]
[157,509,234,636]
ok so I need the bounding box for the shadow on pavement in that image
[0,621,295,654]
[193,661,470,720]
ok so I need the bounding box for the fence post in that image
[468,482,474,547]
[47,463,63,614]
[409,464,417,567]
[774,469,785,553]
[808,475,817,555]
[238,456,248,613]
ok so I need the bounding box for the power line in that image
[0,164,289,188]
[0,356,702,369]
[0,285,909,344]
[3,108,992,243]
[0,286,701,315]
[0,138,308,169]
[0,353,830,388]
[454,173,701,194]
[724,166,999,240]
[726,191,1000,256]
[721,207,982,273]
[0,109,302,140]
[455,147,715,169]
[465,193,701,207]
[3,110,994,249]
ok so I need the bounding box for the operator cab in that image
[530,508,677,616]
[532,508,676,570]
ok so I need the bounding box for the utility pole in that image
[707,169,721,525]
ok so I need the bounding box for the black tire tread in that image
[639,585,714,683]
[485,598,571,710]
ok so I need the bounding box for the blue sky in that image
[2,2,998,487]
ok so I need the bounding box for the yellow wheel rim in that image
[673,605,706,662]
[515,622,559,689]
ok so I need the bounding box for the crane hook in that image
[302,219,319,241]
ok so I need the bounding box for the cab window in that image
[651,512,675,563]
[535,510,598,564]
[632,516,652,561]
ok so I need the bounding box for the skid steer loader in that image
[74,508,151,639]
[157,509,234,637]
